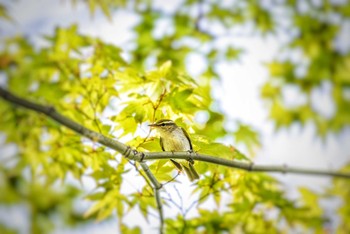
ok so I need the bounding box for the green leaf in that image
[233,124,261,154]
[0,4,12,22]
[121,224,141,234]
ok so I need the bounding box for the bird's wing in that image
[180,127,193,150]
[160,137,165,151]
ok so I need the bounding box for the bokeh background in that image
[1,0,350,233]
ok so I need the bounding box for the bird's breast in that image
[161,132,191,151]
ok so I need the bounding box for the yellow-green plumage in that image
[149,119,199,182]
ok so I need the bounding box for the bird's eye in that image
[161,123,165,126]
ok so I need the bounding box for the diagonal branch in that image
[0,87,128,155]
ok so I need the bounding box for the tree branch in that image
[0,87,350,180]
[0,87,128,155]
[0,87,350,179]
[2,86,350,232]
[143,151,350,179]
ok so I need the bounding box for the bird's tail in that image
[187,162,200,181]
[170,159,199,182]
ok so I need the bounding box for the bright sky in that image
[1,0,350,233]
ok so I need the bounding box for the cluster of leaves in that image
[73,0,263,150]
[0,23,246,232]
[79,0,350,136]
[0,167,87,233]
[261,1,350,136]
[0,25,329,233]
[165,172,326,234]
[0,25,124,232]
[75,1,350,232]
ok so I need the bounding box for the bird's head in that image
[148,119,178,135]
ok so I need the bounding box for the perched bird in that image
[149,119,200,181]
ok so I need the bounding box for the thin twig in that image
[163,189,183,213]
[162,172,180,186]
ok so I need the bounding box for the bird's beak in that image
[148,123,157,128]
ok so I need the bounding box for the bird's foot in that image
[187,150,195,164]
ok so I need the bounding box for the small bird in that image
[149,119,200,181]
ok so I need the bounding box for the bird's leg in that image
[187,149,195,165]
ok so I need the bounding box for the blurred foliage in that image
[76,0,350,137]
[0,165,90,233]
[0,0,349,233]
[0,4,12,22]
[329,164,350,234]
